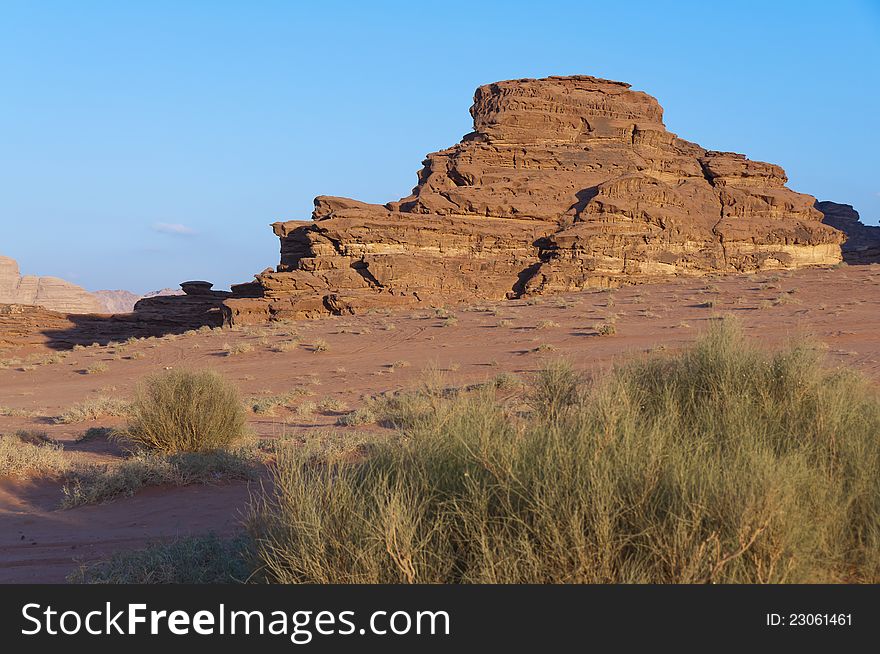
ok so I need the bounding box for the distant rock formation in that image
[92,290,142,313]
[816,201,880,264]
[93,287,184,313]
[0,256,103,314]
[217,75,845,323]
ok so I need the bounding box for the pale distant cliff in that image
[0,255,103,314]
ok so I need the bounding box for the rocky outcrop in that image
[816,201,880,264]
[224,75,843,323]
[133,281,229,328]
[0,256,104,314]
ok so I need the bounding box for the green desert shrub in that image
[249,319,880,584]
[126,369,246,454]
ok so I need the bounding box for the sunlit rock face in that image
[0,256,103,314]
[223,75,843,323]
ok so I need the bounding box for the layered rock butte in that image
[220,75,844,323]
[0,256,103,314]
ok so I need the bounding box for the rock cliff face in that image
[816,201,880,264]
[224,75,843,323]
[0,256,104,314]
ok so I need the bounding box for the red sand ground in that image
[2,265,879,582]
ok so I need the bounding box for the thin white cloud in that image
[152,222,197,236]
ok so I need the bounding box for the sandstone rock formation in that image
[816,201,880,264]
[0,256,104,314]
[133,281,229,328]
[223,76,844,323]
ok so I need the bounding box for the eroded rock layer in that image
[816,201,880,264]
[225,76,843,323]
[0,256,103,314]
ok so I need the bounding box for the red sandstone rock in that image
[223,75,844,323]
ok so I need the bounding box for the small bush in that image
[125,369,246,454]
[318,397,348,414]
[223,342,254,356]
[493,372,521,390]
[0,432,69,478]
[312,338,329,353]
[336,406,377,426]
[85,362,109,374]
[271,340,300,353]
[294,401,317,419]
[593,322,616,336]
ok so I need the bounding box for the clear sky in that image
[1,1,878,293]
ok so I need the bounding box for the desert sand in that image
[1,264,879,582]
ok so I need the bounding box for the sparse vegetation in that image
[271,340,300,353]
[0,405,42,418]
[85,362,109,374]
[56,396,130,424]
[67,534,253,584]
[125,369,247,454]
[250,320,880,583]
[294,401,317,419]
[336,406,378,426]
[0,431,69,478]
[61,449,259,507]
[247,389,310,416]
[593,322,616,336]
[318,397,348,414]
[312,338,330,353]
[223,341,254,355]
[492,372,521,390]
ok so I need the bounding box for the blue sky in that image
[1,1,878,293]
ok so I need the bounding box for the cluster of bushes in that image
[1,368,255,507]
[21,319,878,584]
[248,320,880,583]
